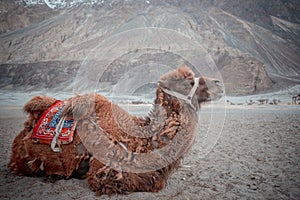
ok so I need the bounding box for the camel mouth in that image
[205,79,224,101]
[209,92,224,101]
[210,89,224,101]
[210,88,224,100]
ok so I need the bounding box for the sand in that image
[0,104,299,200]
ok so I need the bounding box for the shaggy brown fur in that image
[8,66,223,195]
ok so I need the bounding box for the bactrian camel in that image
[8,66,223,195]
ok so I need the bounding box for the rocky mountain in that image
[0,0,299,95]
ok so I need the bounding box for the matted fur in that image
[8,66,222,195]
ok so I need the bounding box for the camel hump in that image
[62,93,110,120]
[23,95,56,114]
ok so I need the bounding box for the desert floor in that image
[0,104,299,200]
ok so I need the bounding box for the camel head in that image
[158,66,224,110]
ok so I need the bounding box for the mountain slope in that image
[0,0,299,95]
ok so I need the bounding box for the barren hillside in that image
[0,0,299,95]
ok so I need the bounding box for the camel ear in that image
[199,77,206,85]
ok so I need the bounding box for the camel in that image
[8,66,223,195]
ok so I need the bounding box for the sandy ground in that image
[0,104,299,200]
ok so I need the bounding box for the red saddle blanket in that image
[31,100,76,145]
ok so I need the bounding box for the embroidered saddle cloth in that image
[31,100,76,149]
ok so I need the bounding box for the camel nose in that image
[210,79,224,97]
[212,79,223,87]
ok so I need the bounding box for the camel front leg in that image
[87,156,170,195]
